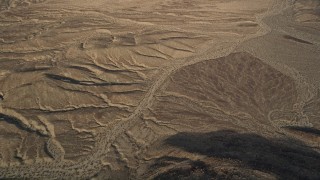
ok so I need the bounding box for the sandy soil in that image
[0,0,319,179]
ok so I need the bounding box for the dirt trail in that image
[0,0,299,178]
[99,0,291,151]
[81,0,295,175]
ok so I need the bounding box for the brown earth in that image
[0,0,319,179]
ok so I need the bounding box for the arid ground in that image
[0,0,320,179]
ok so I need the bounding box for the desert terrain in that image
[0,0,319,179]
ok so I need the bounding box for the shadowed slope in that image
[162,130,320,180]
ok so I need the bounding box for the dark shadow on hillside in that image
[284,126,320,136]
[283,35,313,45]
[0,113,45,137]
[164,130,320,180]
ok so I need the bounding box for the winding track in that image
[96,0,290,165]
[0,0,297,178]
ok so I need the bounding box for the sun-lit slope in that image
[150,52,299,132]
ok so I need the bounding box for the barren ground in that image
[0,0,319,179]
